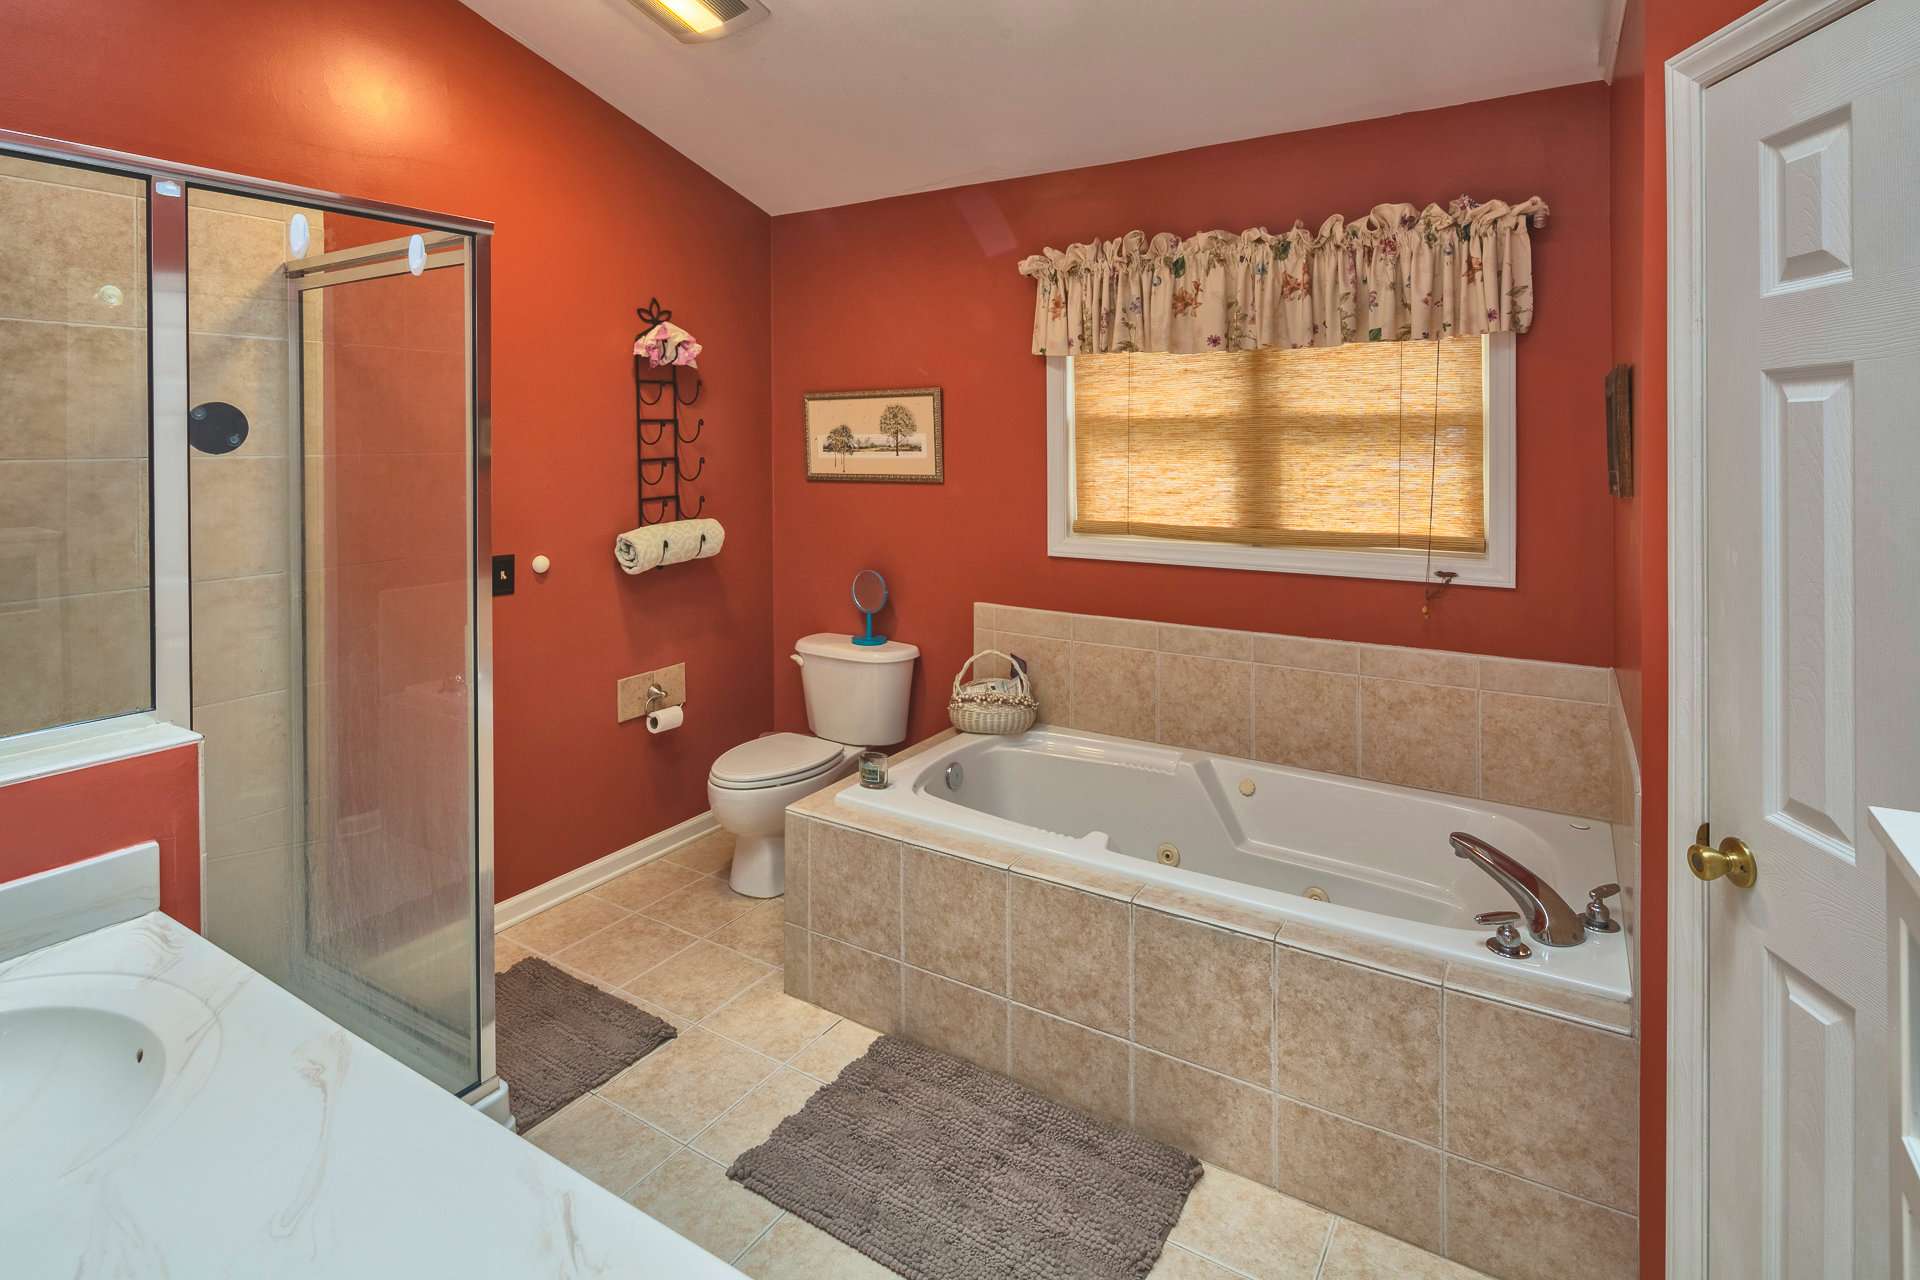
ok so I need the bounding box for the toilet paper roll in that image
[646,704,683,734]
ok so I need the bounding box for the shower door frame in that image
[0,126,500,1100]
[284,233,488,1094]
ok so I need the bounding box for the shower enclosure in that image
[0,133,499,1106]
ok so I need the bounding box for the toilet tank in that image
[793,632,919,746]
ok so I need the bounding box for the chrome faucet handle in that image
[1478,913,1531,959]
[1583,883,1622,934]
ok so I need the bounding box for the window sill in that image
[1047,531,1515,588]
[0,716,201,790]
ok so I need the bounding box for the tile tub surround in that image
[784,804,1639,1279]
[502,827,1496,1279]
[972,604,1619,821]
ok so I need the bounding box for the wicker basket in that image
[948,649,1039,736]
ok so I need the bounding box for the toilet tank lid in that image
[795,633,919,663]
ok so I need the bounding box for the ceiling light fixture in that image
[627,0,769,43]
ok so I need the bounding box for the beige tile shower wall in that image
[973,603,1619,821]
[784,809,1639,1280]
[189,192,320,982]
[0,157,152,736]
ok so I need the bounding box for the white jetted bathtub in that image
[839,727,1631,1001]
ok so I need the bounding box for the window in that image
[1047,334,1515,587]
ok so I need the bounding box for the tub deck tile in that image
[1135,884,1286,943]
[784,730,959,822]
[1006,849,1147,902]
[1273,919,1447,986]
[905,826,1022,871]
[1440,962,1632,1035]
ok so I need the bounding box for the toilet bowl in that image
[709,633,918,897]
[707,734,860,896]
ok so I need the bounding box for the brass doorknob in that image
[1687,834,1757,888]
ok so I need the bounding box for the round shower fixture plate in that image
[626,0,770,43]
[188,402,249,455]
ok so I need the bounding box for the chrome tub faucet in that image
[1450,831,1588,948]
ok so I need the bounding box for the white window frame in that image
[0,143,195,788]
[1045,332,1517,589]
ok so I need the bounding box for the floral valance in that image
[1017,196,1548,356]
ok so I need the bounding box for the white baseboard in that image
[494,810,719,931]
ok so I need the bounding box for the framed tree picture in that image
[802,387,944,483]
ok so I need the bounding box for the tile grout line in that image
[1165,1237,1263,1280]
[732,1211,786,1266]
[1270,941,1282,1186]
[1003,863,1015,1077]
[1311,1216,1338,1279]
[1352,674,1364,776]
[896,840,908,1029]
[1474,688,1485,799]
[1126,897,1138,1128]
[1438,985,1450,1256]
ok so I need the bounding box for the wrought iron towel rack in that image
[632,296,707,528]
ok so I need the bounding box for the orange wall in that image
[1610,2,1764,1275]
[767,84,1615,744]
[0,747,202,929]
[0,0,774,901]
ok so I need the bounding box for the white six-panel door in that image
[1703,0,1920,1274]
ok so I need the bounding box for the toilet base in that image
[729,832,785,898]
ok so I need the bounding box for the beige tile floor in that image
[500,830,1488,1280]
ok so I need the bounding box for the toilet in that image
[709,632,918,897]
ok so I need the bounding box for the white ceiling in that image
[459,0,1619,215]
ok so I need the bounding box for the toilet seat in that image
[709,733,850,791]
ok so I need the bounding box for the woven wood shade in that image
[1070,337,1487,553]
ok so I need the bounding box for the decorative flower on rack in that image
[635,320,702,368]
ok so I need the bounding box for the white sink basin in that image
[0,974,219,1178]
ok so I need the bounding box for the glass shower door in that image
[188,189,483,1094]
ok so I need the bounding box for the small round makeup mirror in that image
[850,570,888,646]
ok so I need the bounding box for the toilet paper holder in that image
[645,682,670,712]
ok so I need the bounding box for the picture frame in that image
[802,387,944,483]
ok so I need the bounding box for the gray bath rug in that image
[728,1035,1202,1280]
[497,957,676,1130]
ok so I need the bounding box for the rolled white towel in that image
[615,518,725,574]
[614,528,667,575]
[660,517,725,566]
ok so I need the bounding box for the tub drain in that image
[1303,885,1330,903]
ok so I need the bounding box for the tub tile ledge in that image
[1133,884,1286,943]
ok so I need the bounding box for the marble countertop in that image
[0,912,742,1278]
